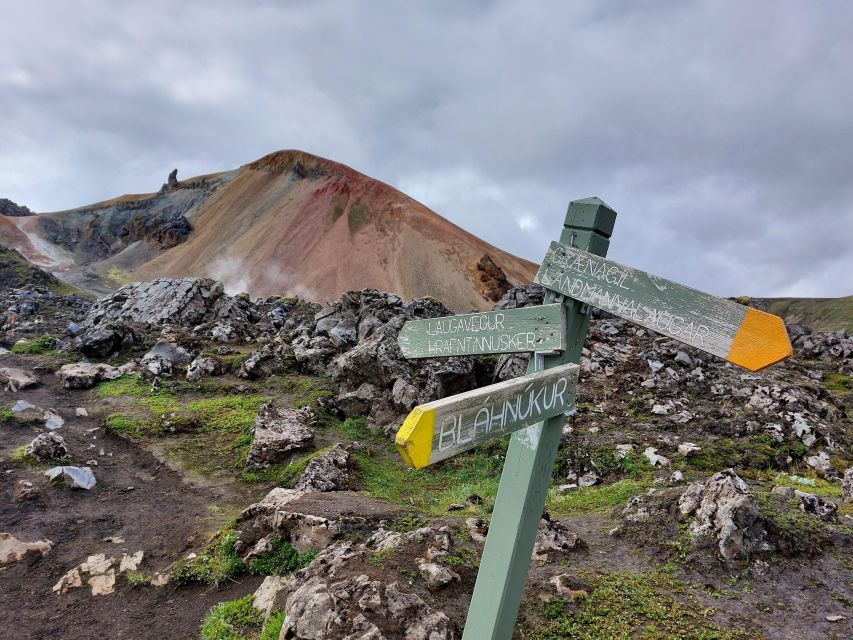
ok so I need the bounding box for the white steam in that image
[208,254,318,301]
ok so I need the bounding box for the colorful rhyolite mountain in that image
[0,151,537,310]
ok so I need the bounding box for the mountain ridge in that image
[0,150,538,310]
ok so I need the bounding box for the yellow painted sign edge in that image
[726,307,793,372]
[394,406,435,469]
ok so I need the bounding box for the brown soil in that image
[0,354,263,640]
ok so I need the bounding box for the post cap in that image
[564,197,617,237]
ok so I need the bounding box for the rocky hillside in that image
[0,245,80,296]
[0,151,536,310]
[1,277,851,639]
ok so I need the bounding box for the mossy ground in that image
[11,335,57,355]
[199,594,265,640]
[521,571,759,640]
[171,524,315,587]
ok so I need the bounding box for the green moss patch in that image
[200,594,264,640]
[247,535,317,576]
[546,479,649,515]
[686,435,803,474]
[528,571,757,639]
[825,372,852,393]
[353,444,503,516]
[11,335,57,355]
[186,395,270,431]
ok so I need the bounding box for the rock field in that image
[1,276,851,639]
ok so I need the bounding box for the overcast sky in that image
[2,1,851,297]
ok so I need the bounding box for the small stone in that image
[53,568,83,593]
[418,559,460,590]
[76,407,89,417]
[89,569,116,596]
[770,485,795,500]
[678,442,701,457]
[843,467,853,504]
[465,518,488,544]
[615,444,635,459]
[825,615,845,622]
[43,410,65,430]
[805,451,834,477]
[12,480,39,502]
[558,484,578,493]
[45,466,96,490]
[246,404,315,469]
[119,550,144,572]
[578,471,600,487]
[0,532,53,565]
[11,399,37,413]
[670,471,684,483]
[447,503,466,512]
[26,432,69,462]
[674,351,693,367]
[647,359,664,372]
[644,447,670,467]
[0,367,38,391]
[651,404,670,416]
[151,573,169,586]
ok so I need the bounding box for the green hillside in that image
[765,296,853,333]
[0,244,81,295]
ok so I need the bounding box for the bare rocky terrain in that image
[1,264,851,639]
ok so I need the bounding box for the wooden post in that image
[461,197,617,640]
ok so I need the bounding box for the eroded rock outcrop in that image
[294,444,352,493]
[276,528,458,639]
[247,405,316,469]
[678,469,767,561]
[26,432,69,462]
[81,278,253,337]
[0,533,52,565]
[57,362,132,389]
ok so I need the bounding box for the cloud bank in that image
[1,0,851,296]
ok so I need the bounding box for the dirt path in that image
[0,354,263,640]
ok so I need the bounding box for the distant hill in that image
[765,296,853,333]
[0,151,537,310]
[0,244,80,295]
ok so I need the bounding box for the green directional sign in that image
[397,304,564,358]
[395,361,579,469]
[534,241,792,371]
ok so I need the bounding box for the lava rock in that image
[294,444,351,493]
[26,432,69,462]
[246,404,315,469]
[678,469,765,561]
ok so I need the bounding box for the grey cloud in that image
[0,0,851,296]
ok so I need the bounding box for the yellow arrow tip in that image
[394,406,435,469]
[727,307,793,371]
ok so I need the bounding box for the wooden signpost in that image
[392,195,792,639]
[395,361,579,468]
[398,304,564,358]
[534,242,792,371]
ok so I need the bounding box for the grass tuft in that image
[546,479,649,515]
[11,335,57,355]
[200,595,264,640]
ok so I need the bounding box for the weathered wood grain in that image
[395,362,579,469]
[397,304,565,358]
[534,241,792,371]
